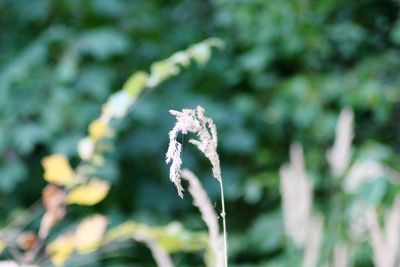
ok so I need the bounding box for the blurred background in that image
[1,0,400,266]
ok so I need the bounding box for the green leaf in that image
[0,159,27,193]
[76,29,129,60]
[123,71,149,98]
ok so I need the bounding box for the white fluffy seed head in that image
[280,143,313,247]
[367,197,400,267]
[327,107,354,177]
[165,106,221,198]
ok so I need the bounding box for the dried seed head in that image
[166,106,221,198]
[327,107,354,177]
[280,143,313,246]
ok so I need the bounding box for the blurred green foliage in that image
[1,0,400,266]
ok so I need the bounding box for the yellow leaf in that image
[104,220,164,245]
[189,43,211,65]
[88,119,109,140]
[0,240,5,254]
[47,233,74,267]
[67,178,110,206]
[148,60,179,87]
[123,71,149,97]
[170,51,190,67]
[75,214,108,253]
[41,154,75,186]
[104,221,139,242]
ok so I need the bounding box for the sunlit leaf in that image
[75,214,108,253]
[123,71,149,98]
[67,178,110,206]
[105,221,208,253]
[189,43,211,65]
[47,233,75,267]
[148,60,179,87]
[169,51,190,67]
[104,221,140,242]
[41,154,75,186]
[77,137,95,161]
[88,119,110,140]
[157,222,208,253]
[0,240,5,255]
[103,91,132,119]
[104,221,207,253]
[105,221,161,244]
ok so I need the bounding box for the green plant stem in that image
[219,180,228,267]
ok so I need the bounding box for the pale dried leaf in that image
[75,214,108,253]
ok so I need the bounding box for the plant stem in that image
[219,180,228,267]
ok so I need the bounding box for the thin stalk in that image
[219,180,227,267]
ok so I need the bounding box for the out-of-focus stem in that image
[219,180,227,267]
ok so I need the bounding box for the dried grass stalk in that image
[133,234,174,267]
[303,214,323,267]
[367,197,400,267]
[332,243,348,267]
[327,107,354,177]
[166,106,227,267]
[280,143,325,267]
[280,143,313,246]
[181,169,224,267]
